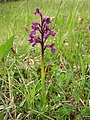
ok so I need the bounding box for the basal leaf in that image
[0,36,14,61]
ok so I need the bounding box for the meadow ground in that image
[0,0,90,119]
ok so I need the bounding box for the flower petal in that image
[46,18,52,24]
[33,8,42,17]
[32,42,36,47]
[44,33,50,39]
[50,30,56,36]
[30,30,36,34]
[28,38,33,43]
[51,47,56,52]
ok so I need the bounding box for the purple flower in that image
[44,33,50,39]
[42,17,52,24]
[29,34,35,39]
[44,43,56,52]
[51,47,56,52]
[33,8,39,15]
[32,21,40,30]
[32,25,39,30]
[32,42,36,47]
[32,21,40,26]
[32,22,40,30]
[35,36,42,43]
[50,29,56,36]
[46,18,52,24]
[30,30,36,34]
[42,17,47,23]
[50,43,55,47]
[33,8,42,17]
[29,38,33,43]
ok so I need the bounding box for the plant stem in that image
[41,53,46,107]
[40,15,46,108]
[41,34,46,108]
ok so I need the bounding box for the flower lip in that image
[32,21,40,25]
[44,33,50,39]
[32,21,40,30]
[50,29,56,36]
[51,47,56,52]
[32,42,36,47]
[29,38,33,43]
[29,34,35,38]
[30,29,36,34]
[44,43,55,49]
[32,25,39,30]
[35,36,42,43]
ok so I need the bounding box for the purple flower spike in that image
[29,8,56,53]
[51,47,56,52]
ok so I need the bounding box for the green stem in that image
[41,54,46,106]
[41,40,46,108]
[41,16,46,108]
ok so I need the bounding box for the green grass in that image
[0,0,90,119]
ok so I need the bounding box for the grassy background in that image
[0,0,90,120]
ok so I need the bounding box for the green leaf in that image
[0,36,14,61]
[81,107,90,116]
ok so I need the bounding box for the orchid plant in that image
[29,8,56,107]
